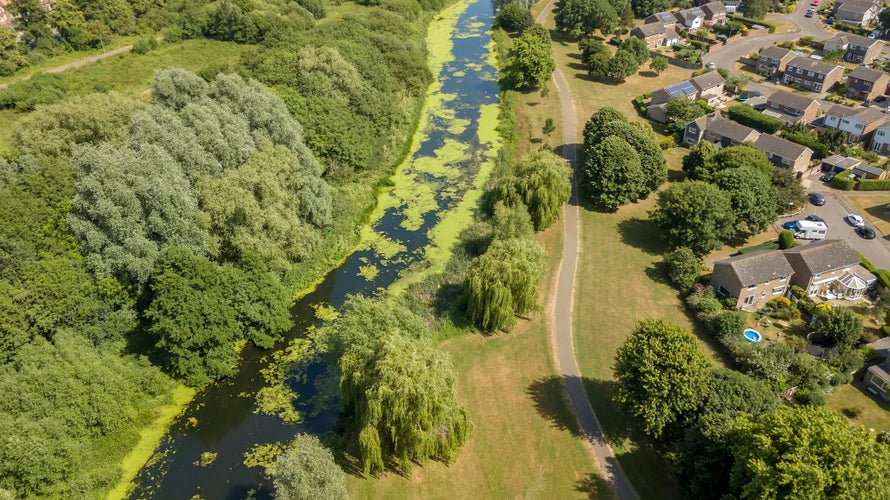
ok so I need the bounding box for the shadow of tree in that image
[568,61,588,72]
[666,168,687,183]
[616,217,667,256]
[645,259,671,286]
[575,472,614,499]
[526,376,583,436]
[638,70,658,78]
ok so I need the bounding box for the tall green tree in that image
[772,167,806,215]
[466,238,546,331]
[619,37,650,66]
[9,0,53,44]
[272,434,348,500]
[496,150,572,230]
[497,3,535,32]
[582,106,625,141]
[712,144,773,176]
[0,26,29,75]
[581,135,645,210]
[606,49,639,82]
[713,166,777,237]
[631,0,673,17]
[650,180,736,255]
[649,56,668,75]
[681,140,717,180]
[507,30,555,90]
[742,0,770,19]
[663,247,703,290]
[729,406,890,498]
[596,120,666,192]
[613,318,711,438]
[816,307,863,352]
[555,0,618,36]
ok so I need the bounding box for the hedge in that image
[726,104,783,133]
[830,168,855,190]
[858,252,890,289]
[731,15,776,33]
[780,130,829,159]
[857,178,890,191]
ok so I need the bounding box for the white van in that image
[793,220,828,240]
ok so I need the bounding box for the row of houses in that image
[630,2,727,49]
[712,239,875,310]
[756,32,885,84]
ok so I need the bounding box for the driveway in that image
[778,187,890,270]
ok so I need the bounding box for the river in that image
[129,0,500,497]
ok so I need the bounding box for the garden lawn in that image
[826,383,890,432]
[345,222,609,499]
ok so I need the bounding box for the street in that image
[777,182,890,270]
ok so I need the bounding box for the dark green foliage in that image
[296,0,327,19]
[0,73,68,112]
[466,238,546,331]
[670,413,736,500]
[606,48,638,81]
[816,307,863,352]
[649,56,667,74]
[597,120,666,191]
[664,246,702,290]
[713,144,773,176]
[857,178,890,190]
[726,104,783,133]
[132,36,157,54]
[729,406,890,498]
[631,0,672,17]
[712,310,747,339]
[779,229,796,249]
[578,37,609,66]
[664,96,709,127]
[772,167,807,213]
[682,141,717,180]
[713,166,777,237]
[614,318,711,438]
[582,106,625,140]
[650,181,736,255]
[700,368,780,418]
[555,0,618,36]
[318,296,471,475]
[497,3,534,32]
[781,127,829,158]
[831,167,856,190]
[496,150,572,230]
[506,30,554,89]
[581,135,645,210]
[619,36,649,66]
[742,0,771,19]
[272,434,347,500]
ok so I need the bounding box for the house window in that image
[814,83,822,91]
[807,70,814,77]
[747,284,757,290]
[856,124,863,130]
[772,286,785,295]
[796,67,802,74]
[744,295,755,305]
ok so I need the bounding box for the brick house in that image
[675,7,705,32]
[753,134,814,173]
[630,22,680,49]
[781,56,844,92]
[644,11,680,29]
[711,250,794,310]
[869,123,890,154]
[783,239,872,299]
[846,66,890,101]
[823,32,884,64]
[684,114,760,146]
[823,104,887,144]
[700,2,727,27]
[756,46,796,78]
[763,89,820,125]
[689,71,725,106]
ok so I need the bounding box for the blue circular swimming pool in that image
[743,328,763,343]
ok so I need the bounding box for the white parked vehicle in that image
[791,220,828,240]
[847,214,865,227]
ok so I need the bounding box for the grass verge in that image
[846,194,890,235]
[826,383,890,432]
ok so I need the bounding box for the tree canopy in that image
[272,434,348,500]
[506,29,555,90]
[555,0,618,36]
[714,166,777,237]
[650,180,736,255]
[496,150,572,231]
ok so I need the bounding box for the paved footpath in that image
[536,2,639,499]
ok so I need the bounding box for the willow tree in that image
[466,238,546,331]
[321,296,471,475]
[497,150,572,231]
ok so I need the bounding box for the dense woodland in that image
[0,0,450,496]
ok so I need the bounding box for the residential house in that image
[783,239,874,299]
[630,22,680,49]
[644,11,679,29]
[683,114,760,147]
[865,337,890,401]
[851,163,889,179]
[700,2,727,27]
[822,32,884,63]
[846,66,890,101]
[756,46,796,78]
[869,123,890,153]
[753,134,814,173]
[822,104,887,144]
[675,7,705,32]
[781,56,844,92]
[821,154,862,172]
[711,250,794,310]
[834,0,880,27]
[689,71,725,106]
[647,79,699,122]
[694,0,738,13]
[763,90,820,125]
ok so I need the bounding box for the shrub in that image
[664,247,703,290]
[778,230,795,249]
[726,104,783,133]
[780,130,829,158]
[132,37,158,55]
[857,178,890,191]
[831,168,856,190]
[795,386,826,406]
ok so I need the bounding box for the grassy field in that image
[0,39,250,155]
[846,194,890,235]
[346,224,610,499]
[826,383,890,432]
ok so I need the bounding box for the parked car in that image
[806,215,826,223]
[864,99,873,107]
[822,171,836,182]
[783,220,799,230]
[847,214,865,227]
[809,192,825,205]
[857,226,876,239]
[805,11,814,17]
[811,0,819,5]
[706,61,716,69]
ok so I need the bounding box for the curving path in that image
[536,2,638,499]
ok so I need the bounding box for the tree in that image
[613,318,711,438]
[507,31,555,90]
[663,247,703,290]
[651,181,736,255]
[649,56,668,75]
[771,167,806,215]
[497,3,534,32]
[555,0,618,36]
[144,246,243,386]
[712,144,773,176]
[578,37,609,66]
[606,49,639,82]
[320,296,472,475]
[820,127,846,152]
[779,229,796,249]
[49,0,90,49]
[681,140,717,180]
[743,0,770,19]
[587,51,610,79]
[466,238,546,331]
[583,106,625,141]
[497,150,572,230]
[729,406,890,498]
[580,135,645,210]
[8,0,53,44]
[0,26,29,75]
[619,37,650,66]
[714,166,777,237]
[631,0,672,17]
[700,368,780,418]
[596,120,666,192]
[724,74,747,93]
[272,434,348,500]
[664,96,708,126]
[822,47,845,63]
[816,307,863,352]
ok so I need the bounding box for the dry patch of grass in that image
[846,194,890,235]
[346,226,609,499]
[826,383,890,432]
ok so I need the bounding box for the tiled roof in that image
[827,31,880,48]
[848,66,887,83]
[690,71,725,91]
[753,133,811,160]
[715,250,793,287]
[759,46,795,61]
[852,163,886,176]
[707,116,758,142]
[767,89,817,111]
[822,154,862,169]
[633,22,667,37]
[783,239,860,275]
[785,55,843,75]
[701,1,726,16]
